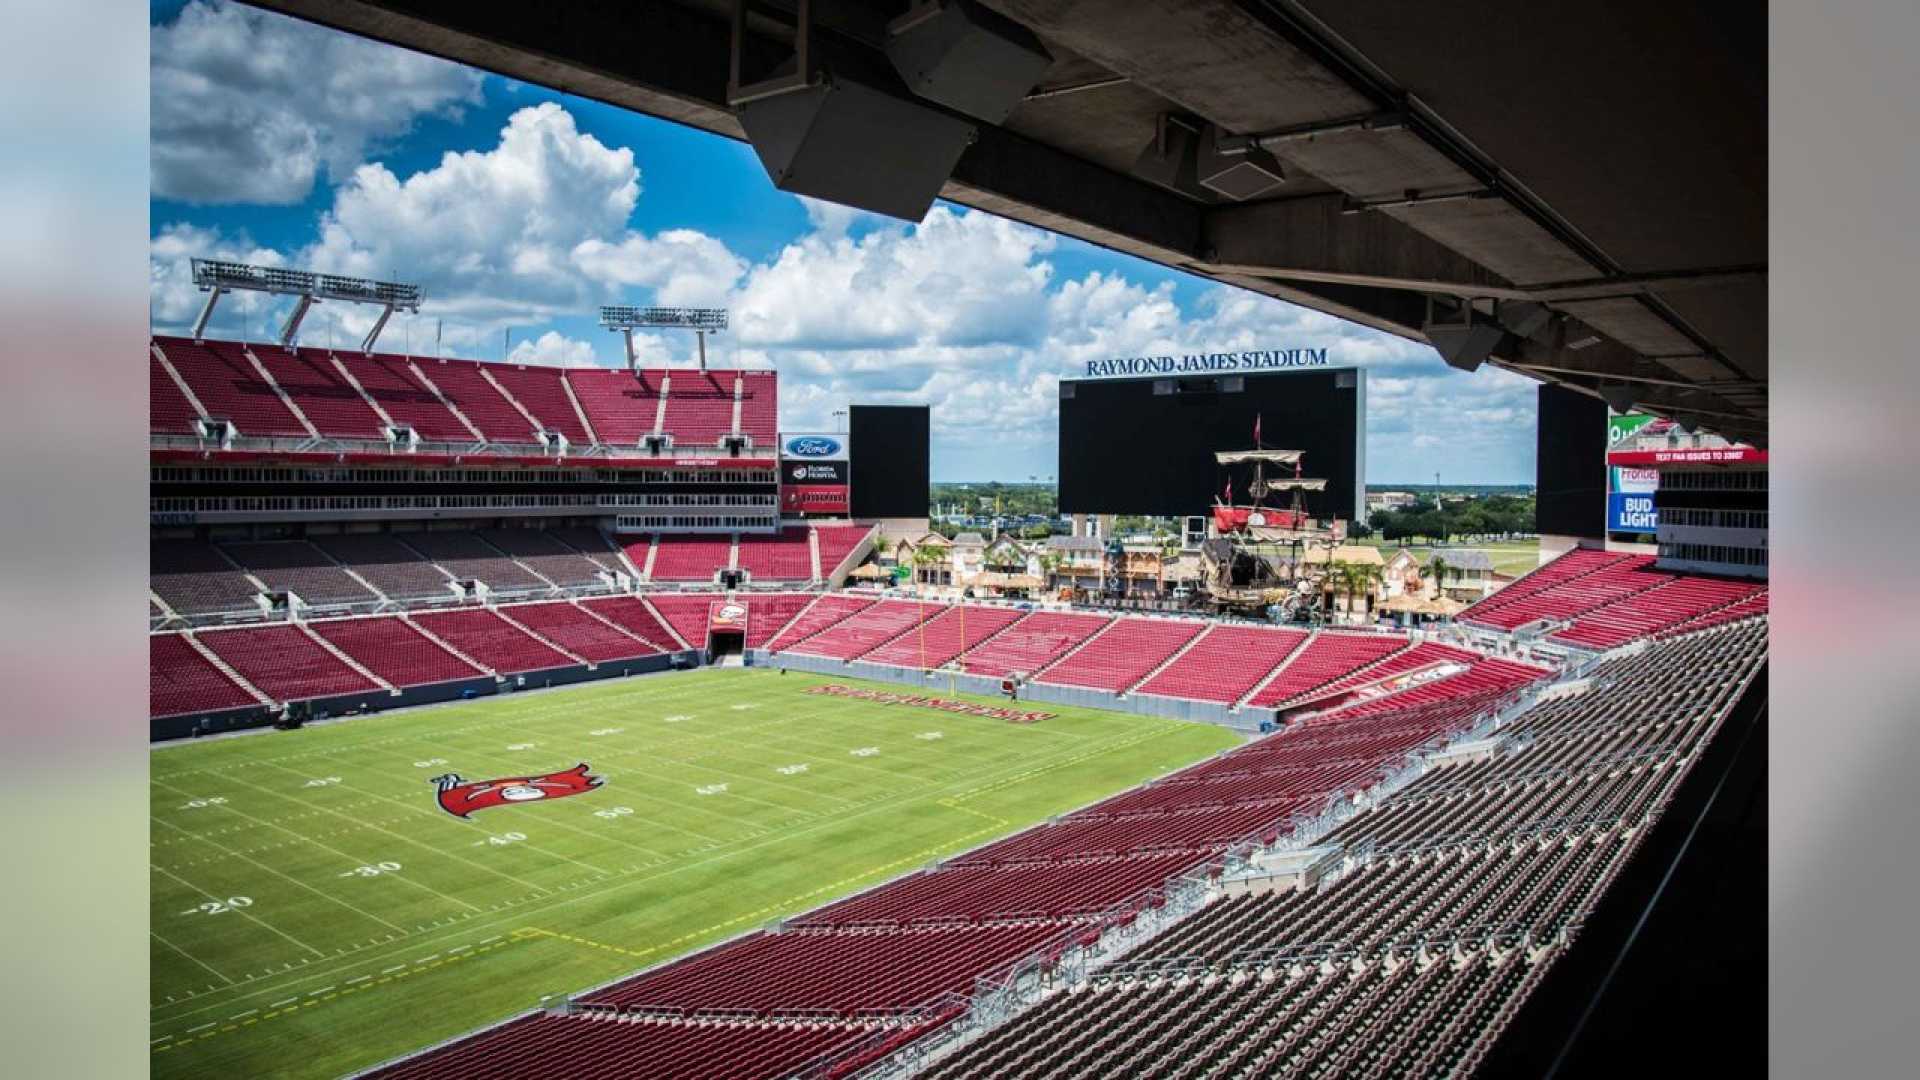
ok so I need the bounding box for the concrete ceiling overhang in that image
[240,0,1766,444]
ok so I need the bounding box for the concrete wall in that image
[747,650,1263,733]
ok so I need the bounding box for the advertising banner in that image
[778,432,849,462]
[779,431,850,516]
[1606,412,1661,535]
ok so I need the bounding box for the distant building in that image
[1429,549,1496,600]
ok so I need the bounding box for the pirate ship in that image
[1202,429,1343,618]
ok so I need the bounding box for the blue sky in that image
[148,0,1537,484]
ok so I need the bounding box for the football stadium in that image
[148,3,1766,1079]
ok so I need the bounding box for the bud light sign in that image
[1607,465,1660,534]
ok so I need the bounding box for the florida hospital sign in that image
[1079,347,1332,379]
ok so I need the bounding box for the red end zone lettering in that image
[802,683,1056,723]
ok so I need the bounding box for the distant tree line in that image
[1354,493,1535,544]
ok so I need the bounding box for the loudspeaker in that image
[885,0,1052,125]
[1424,298,1506,373]
[1197,124,1287,201]
[737,68,977,222]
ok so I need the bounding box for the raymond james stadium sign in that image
[1079,348,1332,379]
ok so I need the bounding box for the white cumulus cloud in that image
[151,0,482,204]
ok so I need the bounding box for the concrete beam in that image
[1200,194,1511,297]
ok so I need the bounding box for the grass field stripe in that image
[211,765,556,897]
[148,725,1108,1029]
[154,936,526,1053]
[149,813,417,933]
[149,862,328,960]
[150,929,234,986]
[147,673,1235,1068]
[153,775,493,917]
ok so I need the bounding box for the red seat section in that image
[310,617,485,687]
[502,602,659,662]
[783,599,938,660]
[796,852,1201,927]
[363,1013,876,1080]
[1135,625,1308,703]
[957,611,1110,677]
[150,351,200,434]
[250,345,386,439]
[151,539,260,615]
[630,594,714,648]
[582,596,684,650]
[309,534,452,600]
[737,370,777,445]
[742,594,819,650]
[485,365,592,444]
[763,595,875,652]
[579,923,1063,1015]
[1245,632,1406,708]
[408,609,573,674]
[814,525,872,576]
[155,337,309,437]
[221,540,377,606]
[1035,618,1204,692]
[196,624,379,700]
[475,529,610,588]
[863,604,1025,669]
[150,634,257,717]
[339,353,476,442]
[661,371,734,448]
[408,358,538,443]
[736,528,813,582]
[1463,554,1672,632]
[566,368,661,445]
[1662,589,1768,635]
[957,800,1302,865]
[1550,575,1766,649]
[649,534,733,582]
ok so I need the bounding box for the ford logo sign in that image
[786,437,840,457]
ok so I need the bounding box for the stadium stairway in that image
[396,357,489,442]
[638,596,694,650]
[297,622,397,693]
[180,632,274,706]
[238,344,322,438]
[399,614,499,680]
[1233,630,1317,710]
[490,606,590,667]
[1117,621,1216,697]
[758,594,825,651]
[1028,614,1121,680]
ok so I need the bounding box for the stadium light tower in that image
[599,306,730,373]
[190,258,421,352]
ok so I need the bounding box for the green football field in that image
[149,668,1241,1078]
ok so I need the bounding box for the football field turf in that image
[149,667,1241,1078]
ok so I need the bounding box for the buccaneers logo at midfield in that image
[430,763,603,819]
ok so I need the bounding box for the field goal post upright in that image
[189,258,422,352]
[599,306,730,373]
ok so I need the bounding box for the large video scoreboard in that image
[1058,368,1365,521]
[848,405,930,519]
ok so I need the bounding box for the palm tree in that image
[1428,554,1458,600]
[911,543,947,591]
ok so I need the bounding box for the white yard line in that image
[149,862,327,960]
[150,929,234,987]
